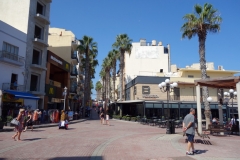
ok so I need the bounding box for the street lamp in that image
[158,79,178,120]
[63,87,67,111]
[224,89,237,118]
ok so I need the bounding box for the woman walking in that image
[23,111,33,132]
[100,112,104,125]
[106,112,110,126]
[12,108,25,141]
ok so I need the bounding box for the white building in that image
[125,39,170,84]
[0,0,51,110]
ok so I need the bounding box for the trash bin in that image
[166,120,171,134]
[171,120,175,134]
[166,120,175,134]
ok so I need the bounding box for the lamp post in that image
[224,89,237,119]
[158,79,178,120]
[63,87,67,111]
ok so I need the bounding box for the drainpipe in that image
[167,44,171,73]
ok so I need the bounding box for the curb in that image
[0,118,88,132]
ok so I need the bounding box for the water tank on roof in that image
[140,39,146,46]
[158,41,162,46]
[152,40,156,46]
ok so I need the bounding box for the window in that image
[32,49,42,65]
[173,88,180,100]
[160,69,163,73]
[30,74,39,91]
[188,75,194,78]
[36,2,45,15]
[2,42,19,55]
[164,47,168,53]
[34,25,43,39]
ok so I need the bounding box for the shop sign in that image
[51,55,62,65]
[45,84,56,97]
[48,52,70,72]
[68,111,73,120]
[142,86,150,94]
[142,94,159,98]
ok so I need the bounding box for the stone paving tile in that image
[0,111,240,160]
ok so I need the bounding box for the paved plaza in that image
[0,111,240,160]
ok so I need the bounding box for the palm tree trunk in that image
[83,49,90,118]
[120,49,124,101]
[113,61,116,102]
[199,36,211,129]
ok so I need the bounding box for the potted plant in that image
[6,116,13,126]
[0,116,4,129]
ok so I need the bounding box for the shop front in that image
[1,90,40,120]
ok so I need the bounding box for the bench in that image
[230,125,239,135]
[204,124,231,136]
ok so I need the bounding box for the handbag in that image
[10,118,20,126]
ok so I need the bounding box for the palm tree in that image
[99,69,106,103]
[77,36,98,117]
[95,81,103,100]
[112,34,132,101]
[108,49,119,102]
[102,57,111,107]
[181,3,222,127]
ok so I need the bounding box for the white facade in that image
[0,0,52,109]
[125,39,170,84]
[0,21,26,91]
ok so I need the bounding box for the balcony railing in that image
[0,51,25,66]
[2,83,25,92]
[70,84,77,93]
[70,66,78,76]
[71,51,78,59]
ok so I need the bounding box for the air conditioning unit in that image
[218,65,223,70]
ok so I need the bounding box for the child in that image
[106,113,110,126]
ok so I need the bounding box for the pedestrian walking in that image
[23,111,33,132]
[33,109,41,125]
[183,108,200,155]
[105,112,110,126]
[100,112,104,125]
[12,108,25,141]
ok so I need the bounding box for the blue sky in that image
[50,0,240,99]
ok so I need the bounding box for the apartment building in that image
[120,39,170,100]
[0,0,51,114]
[117,62,239,120]
[44,50,70,110]
[125,39,170,83]
[48,28,83,111]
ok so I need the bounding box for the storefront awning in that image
[4,90,40,100]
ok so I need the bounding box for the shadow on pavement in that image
[23,138,45,141]
[48,156,103,160]
[197,150,208,154]
[66,128,75,130]
[195,139,212,145]
[32,130,45,132]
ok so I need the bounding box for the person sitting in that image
[212,117,218,125]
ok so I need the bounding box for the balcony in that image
[34,13,50,25]
[30,62,47,71]
[0,51,25,66]
[71,39,79,50]
[43,0,52,3]
[71,51,78,65]
[33,38,48,47]
[70,66,78,77]
[2,83,25,92]
[69,84,77,94]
